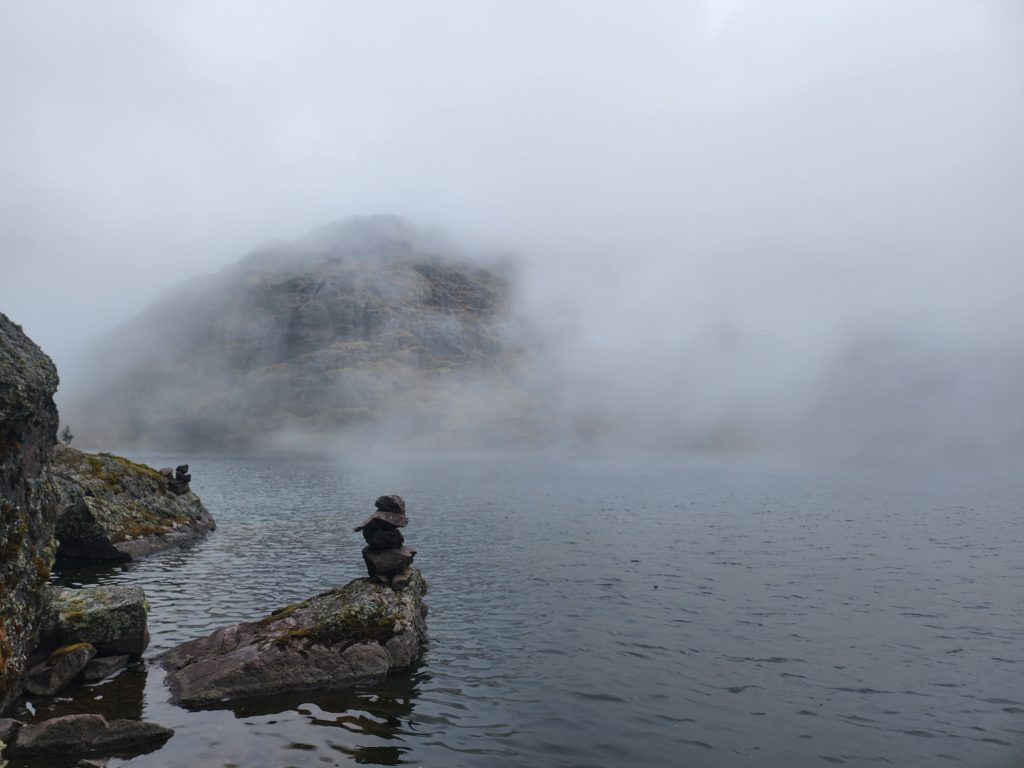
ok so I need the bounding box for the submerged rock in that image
[10,713,173,754]
[44,585,150,657]
[0,312,60,712]
[159,569,428,708]
[82,654,130,682]
[24,643,96,698]
[51,445,215,561]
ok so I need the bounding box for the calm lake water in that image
[13,454,1024,767]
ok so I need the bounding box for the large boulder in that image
[0,312,60,712]
[159,569,428,708]
[51,445,215,561]
[43,585,150,657]
[10,713,172,754]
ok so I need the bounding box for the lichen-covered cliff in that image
[0,312,59,712]
[67,216,540,449]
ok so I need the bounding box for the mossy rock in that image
[160,570,428,708]
[46,585,150,657]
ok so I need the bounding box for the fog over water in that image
[1,1,1022,463]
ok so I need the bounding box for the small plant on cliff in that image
[59,425,74,445]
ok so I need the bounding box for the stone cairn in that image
[159,464,191,495]
[354,495,417,590]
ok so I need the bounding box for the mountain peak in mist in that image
[67,217,539,450]
[241,215,459,272]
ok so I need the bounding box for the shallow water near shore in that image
[12,454,1024,767]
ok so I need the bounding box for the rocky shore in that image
[1,311,429,764]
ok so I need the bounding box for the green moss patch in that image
[46,642,94,663]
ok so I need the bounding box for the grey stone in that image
[159,569,428,708]
[25,643,96,697]
[374,494,406,514]
[361,518,404,549]
[390,568,414,591]
[48,585,150,656]
[83,654,131,682]
[12,714,172,754]
[0,718,23,742]
[354,510,408,531]
[362,545,416,579]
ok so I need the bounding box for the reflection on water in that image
[224,670,427,766]
[8,454,1022,767]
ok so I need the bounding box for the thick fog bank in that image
[1,1,1020,466]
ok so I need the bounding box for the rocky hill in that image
[68,216,540,449]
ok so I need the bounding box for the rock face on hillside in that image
[51,445,214,561]
[160,569,428,707]
[0,313,59,713]
[68,216,538,449]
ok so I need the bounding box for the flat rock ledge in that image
[9,714,173,755]
[159,569,428,708]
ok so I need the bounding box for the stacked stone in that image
[160,464,191,495]
[354,495,417,589]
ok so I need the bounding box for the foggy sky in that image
[1,1,1022,461]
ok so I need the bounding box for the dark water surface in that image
[15,455,1024,767]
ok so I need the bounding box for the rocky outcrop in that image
[160,569,428,707]
[66,215,539,449]
[51,445,214,561]
[8,714,172,755]
[161,492,427,708]
[0,312,60,713]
